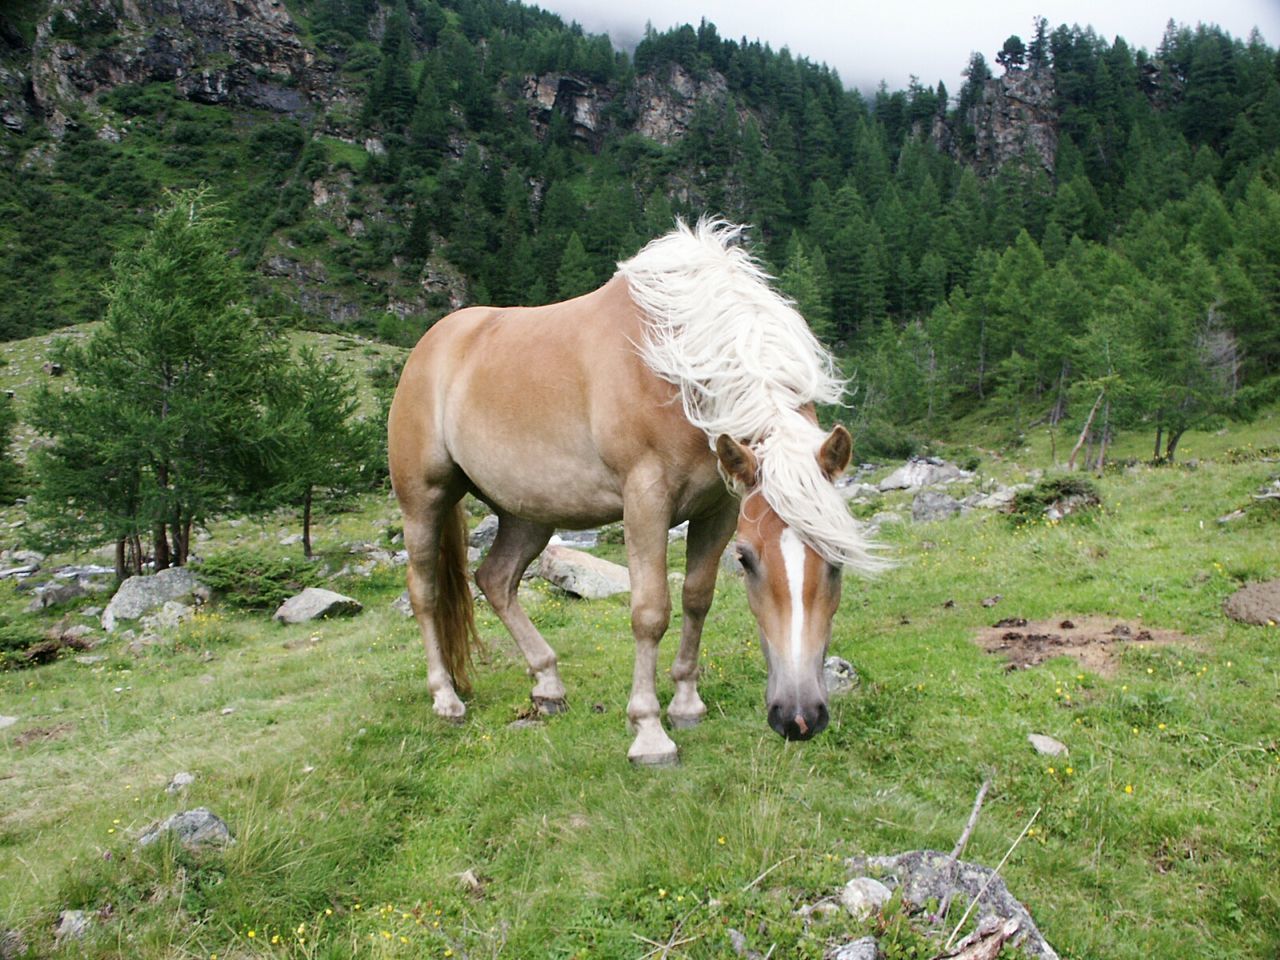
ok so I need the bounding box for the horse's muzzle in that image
[768,701,829,741]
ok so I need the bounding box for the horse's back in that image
[390,277,718,526]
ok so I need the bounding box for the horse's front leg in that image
[622,472,678,766]
[668,500,739,728]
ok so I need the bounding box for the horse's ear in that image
[715,434,758,489]
[818,424,853,480]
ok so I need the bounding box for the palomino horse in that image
[388,220,882,764]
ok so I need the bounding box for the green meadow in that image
[1,408,1277,959]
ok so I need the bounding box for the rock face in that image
[25,0,328,135]
[629,62,737,146]
[102,567,207,632]
[968,65,1057,175]
[137,807,234,850]
[273,587,363,624]
[536,545,630,599]
[849,850,1060,960]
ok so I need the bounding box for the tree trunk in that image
[129,534,144,576]
[115,538,126,581]
[1153,419,1163,462]
[1095,401,1112,473]
[1067,390,1105,471]
[303,486,313,559]
[1165,428,1185,462]
[153,523,170,571]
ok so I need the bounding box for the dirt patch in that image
[12,722,74,747]
[1223,579,1280,626]
[975,616,1195,676]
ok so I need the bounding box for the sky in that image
[531,0,1280,94]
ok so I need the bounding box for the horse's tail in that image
[435,502,479,695]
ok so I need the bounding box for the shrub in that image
[196,552,321,611]
[1010,475,1102,523]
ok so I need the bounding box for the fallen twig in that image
[741,854,797,893]
[943,807,1040,951]
[938,775,993,923]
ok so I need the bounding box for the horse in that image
[387,219,882,765]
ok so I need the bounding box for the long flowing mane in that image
[618,218,884,573]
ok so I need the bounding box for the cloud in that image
[535,0,1280,94]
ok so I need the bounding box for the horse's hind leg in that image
[474,516,565,713]
[668,501,739,728]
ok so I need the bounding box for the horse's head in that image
[715,425,853,742]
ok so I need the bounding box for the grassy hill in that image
[1,320,1277,956]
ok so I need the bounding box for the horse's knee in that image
[631,602,670,642]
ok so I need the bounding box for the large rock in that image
[536,545,630,599]
[879,458,972,492]
[848,850,1060,960]
[273,587,362,624]
[911,490,966,522]
[25,580,85,612]
[831,937,880,960]
[102,568,207,632]
[840,876,892,919]
[137,807,234,850]
[469,514,500,551]
[1223,579,1280,626]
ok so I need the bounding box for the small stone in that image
[507,718,541,730]
[302,765,316,774]
[220,706,235,716]
[137,807,234,850]
[54,910,89,942]
[392,591,413,616]
[840,876,891,920]
[1,928,28,959]
[726,928,748,956]
[831,936,881,960]
[823,656,860,696]
[74,655,107,665]
[166,772,196,794]
[1027,733,1068,757]
[0,716,15,730]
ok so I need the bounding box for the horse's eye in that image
[736,545,758,575]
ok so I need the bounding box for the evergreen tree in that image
[26,190,287,575]
[555,231,596,299]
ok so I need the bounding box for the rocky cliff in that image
[4,0,336,137]
[966,65,1057,175]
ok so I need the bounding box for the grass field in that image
[1,405,1278,958]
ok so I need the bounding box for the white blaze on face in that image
[779,526,807,668]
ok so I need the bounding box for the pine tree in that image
[555,232,596,299]
[26,190,287,575]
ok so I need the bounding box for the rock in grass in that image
[831,936,881,960]
[840,876,892,919]
[54,910,89,943]
[166,771,196,795]
[137,808,234,850]
[1027,733,1068,757]
[911,490,966,523]
[24,580,85,612]
[0,716,17,730]
[273,587,362,624]
[1,928,28,959]
[536,545,630,599]
[102,568,208,632]
[824,656,860,696]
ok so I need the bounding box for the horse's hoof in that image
[629,746,680,767]
[534,696,568,716]
[667,712,704,730]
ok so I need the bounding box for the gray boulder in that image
[25,580,86,612]
[911,490,966,523]
[831,937,880,960]
[848,850,1059,960]
[841,876,892,919]
[273,588,363,624]
[879,458,972,492]
[137,807,234,850]
[824,656,860,696]
[537,545,630,599]
[102,568,208,632]
[469,514,500,550]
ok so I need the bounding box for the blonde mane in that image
[618,218,884,573]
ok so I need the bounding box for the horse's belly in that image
[448,428,625,528]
